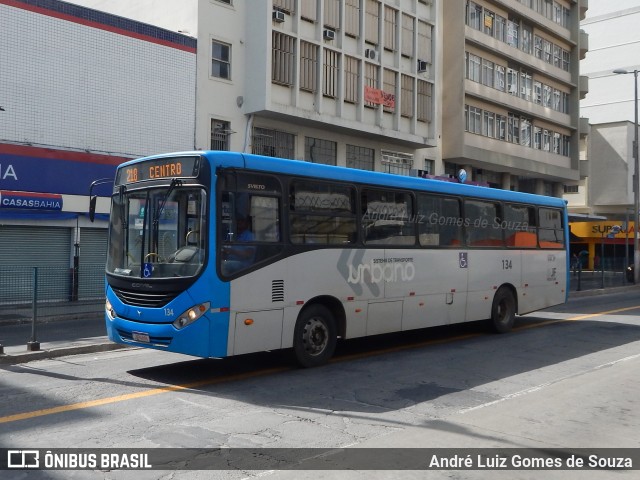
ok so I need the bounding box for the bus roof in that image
[126,150,567,209]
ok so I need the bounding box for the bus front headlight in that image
[105,298,116,320]
[173,302,210,329]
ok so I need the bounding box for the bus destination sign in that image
[116,156,200,185]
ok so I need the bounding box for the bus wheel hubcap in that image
[303,318,328,356]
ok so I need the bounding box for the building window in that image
[324,0,340,29]
[401,14,414,58]
[344,56,359,104]
[466,105,482,134]
[381,150,413,176]
[507,17,519,48]
[508,113,520,144]
[252,127,295,159]
[417,80,432,122]
[467,53,481,83]
[483,111,495,138]
[212,40,231,79]
[305,137,337,165]
[345,0,360,37]
[273,0,294,13]
[481,59,494,88]
[383,69,396,113]
[211,119,231,151]
[365,0,379,45]
[384,6,397,52]
[494,14,506,42]
[495,65,505,91]
[483,10,495,36]
[417,21,432,64]
[507,68,519,95]
[300,0,317,22]
[323,49,339,98]
[300,41,318,92]
[272,32,295,86]
[365,62,378,108]
[347,145,375,171]
[401,74,413,118]
[467,1,482,30]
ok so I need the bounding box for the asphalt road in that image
[1,289,639,479]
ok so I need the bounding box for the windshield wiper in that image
[151,179,182,255]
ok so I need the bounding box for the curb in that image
[0,342,132,365]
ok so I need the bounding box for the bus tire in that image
[293,304,337,368]
[489,287,516,333]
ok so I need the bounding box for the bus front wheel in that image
[293,305,337,368]
[489,287,516,333]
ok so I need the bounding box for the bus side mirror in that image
[89,196,97,222]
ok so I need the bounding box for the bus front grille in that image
[112,287,179,308]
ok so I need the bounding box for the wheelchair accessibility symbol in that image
[459,252,468,269]
[143,263,153,278]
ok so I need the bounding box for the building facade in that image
[442,0,587,195]
[0,0,195,273]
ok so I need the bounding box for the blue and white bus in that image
[101,151,568,367]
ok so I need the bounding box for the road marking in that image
[2,303,640,425]
[0,367,288,425]
[566,304,640,321]
[459,352,640,415]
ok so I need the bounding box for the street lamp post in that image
[614,68,640,284]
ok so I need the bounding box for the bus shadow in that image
[127,315,640,415]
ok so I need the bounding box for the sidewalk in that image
[0,278,637,365]
[0,314,128,365]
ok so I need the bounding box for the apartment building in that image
[442,0,587,195]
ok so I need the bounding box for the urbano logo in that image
[8,450,39,469]
[347,258,415,284]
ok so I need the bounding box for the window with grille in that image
[211,120,231,151]
[300,0,317,22]
[212,40,231,79]
[381,150,413,176]
[305,137,337,165]
[344,56,359,104]
[401,14,414,58]
[417,80,432,122]
[417,21,432,64]
[345,0,360,37]
[323,49,339,98]
[324,0,340,29]
[365,0,379,45]
[300,41,318,92]
[273,0,294,13]
[383,69,396,113]
[401,75,413,118]
[252,127,295,159]
[384,6,397,52]
[272,32,295,86]
[365,62,378,108]
[347,145,374,171]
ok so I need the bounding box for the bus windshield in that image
[106,185,207,279]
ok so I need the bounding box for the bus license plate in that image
[132,332,150,343]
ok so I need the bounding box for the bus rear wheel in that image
[489,287,516,333]
[293,305,337,368]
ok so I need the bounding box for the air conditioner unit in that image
[417,60,428,73]
[323,29,335,41]
[364,48,379,61]
[272,9,285,23]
